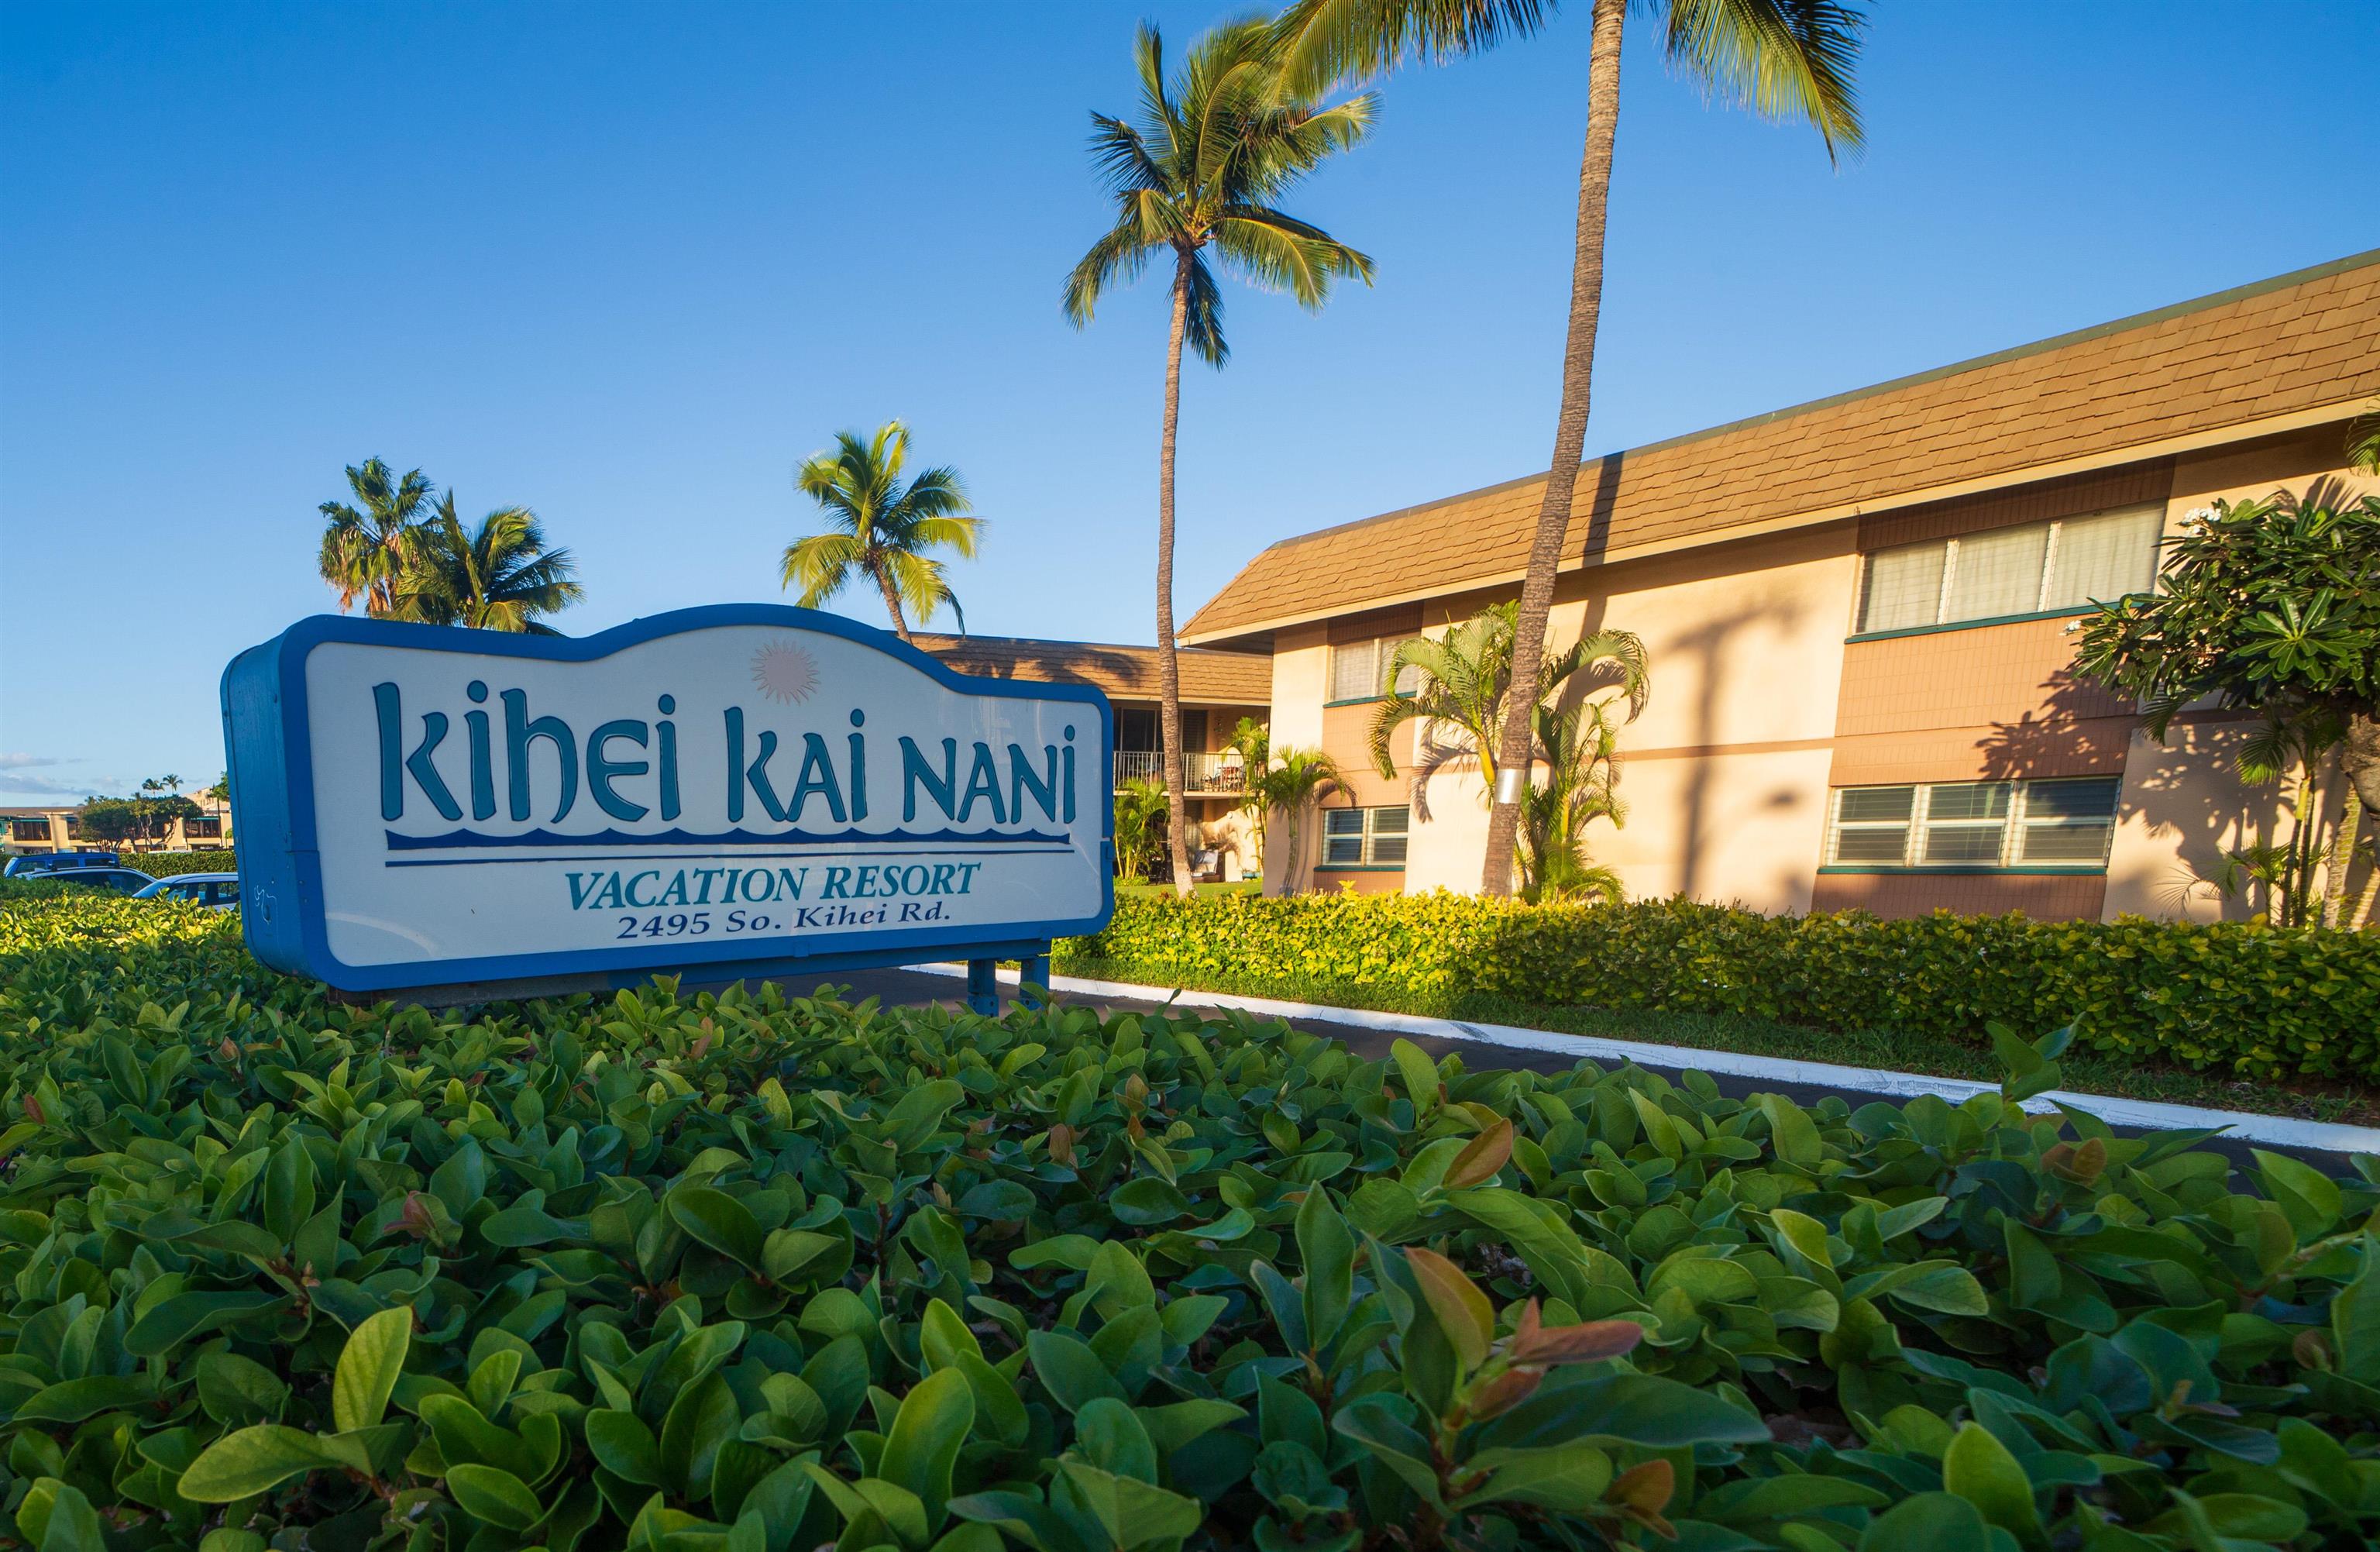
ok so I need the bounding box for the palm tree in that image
[1367,601,1646,821]
[1276,0,1864,894]
[1253,746,1346,894]
[397,494,583,635]
[1065,18,1376,896]
[1113,777,1172,882]
[782,422,983,645]
[318,457,436,615]
[1518,697,1627,903]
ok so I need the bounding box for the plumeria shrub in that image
[1,890,2377,1551]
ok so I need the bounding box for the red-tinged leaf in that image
[1444,1120,1515,1190]
[1511,1318,1645,1367]
[1465,1366,1544,1420]
[1609,1458,1674,1517]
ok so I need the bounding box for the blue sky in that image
[3,1,2375,803]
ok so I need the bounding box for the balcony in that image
[1113,750,1250,797]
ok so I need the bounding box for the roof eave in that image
[1177,397,2370,648]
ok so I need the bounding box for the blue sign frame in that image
[222,604,1116,997]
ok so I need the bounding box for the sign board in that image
[222,606,1114,996]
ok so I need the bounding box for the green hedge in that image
[126,848,239,877]
[1062,893,2380,1084]
[5,891,2378,1552]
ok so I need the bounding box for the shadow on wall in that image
[1973,670,2260,921]
[1569,455,1814,904]
[2109,714,2282,921]
[1973,671,2134,782]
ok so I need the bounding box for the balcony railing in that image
[1114,750,1250,796]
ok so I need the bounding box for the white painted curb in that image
[917,963,2380,1158]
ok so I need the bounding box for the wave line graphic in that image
[384,826,1071,851]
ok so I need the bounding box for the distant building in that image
[1181,252,2380,917]
[915,634,1270,880]
[2,792,233,856]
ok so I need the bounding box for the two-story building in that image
[2,797,234,857]
[916,633,1271,879]
[1181,251,2379,919]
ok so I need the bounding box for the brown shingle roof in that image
[916,634,1270,705]
[1184,251,2380,644]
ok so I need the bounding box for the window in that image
[1322,805,1409,867]
[1825,777,2122,870]
[1855,504,2163,635]
[1328,638,1419,703]
[186,817,222,838]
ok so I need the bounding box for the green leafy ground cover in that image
[2,890,2378,1552]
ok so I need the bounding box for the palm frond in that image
[782,532,866,604]
[1655,0,1867,163]
[906,514,985,558]
[1212,208,1374,308]
[1259,95,1381,183]
[886,548,959,630]
[1130,21,1176,144]
[1181,251,1229,367]
[2347,398,2380,474]
[891,465,974,525]
[1545,626,1652,719]
[1272,0,1553,96]
[1063,218,1159,329]
[1085,112,1170,198]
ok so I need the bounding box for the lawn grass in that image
[1054,953,2378,1126]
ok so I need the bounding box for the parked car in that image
[134,872,240,910]
[4,851,122,877]
[36,867,156,894]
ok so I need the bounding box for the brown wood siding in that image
[1854,459,2174,550]
[1319,702,1414,808]
[1835,614,2131,742]
[1830,718,2135,786]
[1811,871,2107,922]
[1309,868,1407,895]
[1324,605,1425,645]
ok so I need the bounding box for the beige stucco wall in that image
[1267,630,1329,755]
[2166,427,2372,516]
[1399,527,1857,907]
[1589,747,1838,912]
[1260,629,1332,895]
[1570,525,1859,755]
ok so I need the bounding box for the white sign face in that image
[222,608,1113,993]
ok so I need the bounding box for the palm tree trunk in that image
[1481,0,1625,898]
[2281,760,2316,927]
[872,566,914,645]
[1157,256,1194,897]
[1281,803,1302,896]
[2323,779,2362,928]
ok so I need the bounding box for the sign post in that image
[221,605,1114,1003]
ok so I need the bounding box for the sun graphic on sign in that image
[751,640,820,704]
